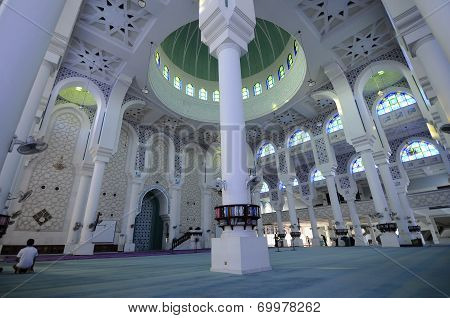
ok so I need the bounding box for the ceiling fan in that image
[9,136,48,155]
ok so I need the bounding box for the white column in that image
[426,215,440,245]
[414,0,450,62]
[414,36,450,121]
[0,58,56,210]
[324,175,345,230]
[275,208,287,247]
[0,0,66,171]
[285,185,302,247]
[74,155,109,255]
[169,184,182,241]
[367,217,379,246]
[346,199,367,246]
[201,188,212,248]
[323,225,332,247]
[257,218,264,237]
[123,179,144,252]
[397,190,425,245]
[64,172,92,254]
[360,150,399,247]
[307,205,321,247]
[378,163,413,246]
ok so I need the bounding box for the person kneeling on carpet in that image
[13,239,38,274]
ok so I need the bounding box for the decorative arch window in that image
[260,182,269,193]
[186,84,194,97]
[278,65,285,80]
[278,181,286,190]
[155,51,160,66]
[326,113,343,133]
[400,140,439,162]
[173,76,182,90]
[292,178,299,186]
[163,65,170,80]
[257,143,275,158]
[312,169,325,182]
[242,87,250,100]
[377,92,416,115]
[294,40,299,56]
[199,88,208,101]
[351,157,365,173]
[253,82,262,96]
[213,90,220,102]
[287,54,294,70]
[288,129,311,147]
[266,75,274,90]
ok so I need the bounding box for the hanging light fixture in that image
[298,31,316,87]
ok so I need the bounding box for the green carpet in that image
[1,246,449,298]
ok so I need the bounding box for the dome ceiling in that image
[160,18,292,82]
[58,87,97,106]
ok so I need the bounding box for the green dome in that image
[160,18,292,82]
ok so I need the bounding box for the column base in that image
[398,232,413,246]
[354,236,368,246]
[380,232,400,247]
[72,243,95,255]
[124,243,135,253]
[336,237,347,247]
[311,238,321,247]
[290,238,303,247]
[63,244,77,255]
[211,234,271,275]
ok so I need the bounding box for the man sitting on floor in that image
[13,239,38,274]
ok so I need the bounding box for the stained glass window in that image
[257,143,275,158]
[254,82,262,96]
[326,113,343,133]
[351,157,365,173]
[278,65,285,80]
[288,129,311,147]
[287,54,294,69]
[293,178,299,186]
[186,84,194,97]
[294,40,299,56]
[312,169,325,182]
[163,65,170,80]
[260,182,269,193]
[174,76,182,90]
[242,87,249,100]
[266,75,274,89]
[377,92,416,115]
[213,90,220,102]
[199,88,208,101]
[155,51,160,66]
[400,140,439,162]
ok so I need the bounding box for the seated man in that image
[13,239,38,274]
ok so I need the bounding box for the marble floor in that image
[1,246,449,298]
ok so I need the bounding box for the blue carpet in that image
[1,246,449,298]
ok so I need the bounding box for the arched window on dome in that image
[278,65,285,80]
[400,140,439,162]
[242,87,249,100]
[174,76,182,90]
[294,40,299,56]
[253,82,262,96]
[377,92,416,115]
[155,51,160,66]
[312,169,325,182]
[199,88,208,101]
[213,90,220,102]
[163,65,170,81]
[351,157,365,173]
[266,75,274,90]
[257,143,275,158]
[287,54,294,70]
[292,178,299,186]
[326,113,343,133]
[288,129,311,147]
[186,84,194,97]
[260,182,269,193]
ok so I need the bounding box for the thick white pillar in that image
[323,225,332,247]
[275,208,287,247]
[201,188,212,248]
[360,150,400,247]
[346,199,367,246]
[397,189,425,245]
[307,205,321,247]
[367,217,379,246]
[414,36,450,121]
[426,215,440,245]
[378,163,413,246]
[324,175,345,231]
[169,184,182,242]
[64,171,92,254]
[0,0,66,171]
[74,152,110,255]
[414,0,450,62]
[257,218,264,237]
[285,185,302,247]
[123,179,145,252]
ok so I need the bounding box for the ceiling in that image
[160,18,292,81]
